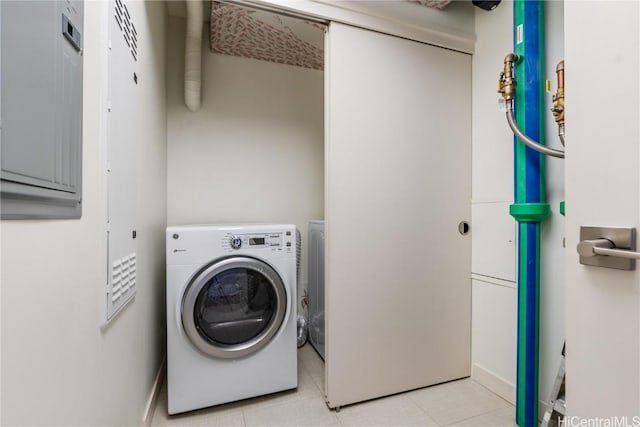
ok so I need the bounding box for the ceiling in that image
[166,1,454,21]
[166,0,464,70]
[408,0,452,10]
[209,2,325,70]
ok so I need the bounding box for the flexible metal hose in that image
[559,128,566,147]
[505,102,565,159]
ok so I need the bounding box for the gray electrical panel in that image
[1,0,84,219]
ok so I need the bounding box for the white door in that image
[564,1,640,418]
[325,23,471,408]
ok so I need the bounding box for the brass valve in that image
[498,53,518,102]
[551,60,565,127]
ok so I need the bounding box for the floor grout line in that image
[241,407,247,427]
[405,394,446,427]
[154,345,514,427]
[440,406,516,427]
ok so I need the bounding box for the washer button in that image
[230,236,242,249]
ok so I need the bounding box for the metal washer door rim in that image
[181,256,287,359]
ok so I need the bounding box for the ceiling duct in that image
[185,0,203,111]
[209,1,325,70]
[407,0,452,10]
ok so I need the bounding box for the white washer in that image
[166,224,298,414]
[307,220,325,359]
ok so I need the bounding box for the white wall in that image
[471,0,566,410]
[0,1,167,425]
[539,0,566,412]
[471,1,517,404]
[166,16,324,312]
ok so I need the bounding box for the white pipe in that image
[185,0,203,112]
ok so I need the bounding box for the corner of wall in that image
[471,0,566,408]
[0,1,169,425]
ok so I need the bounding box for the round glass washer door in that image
[181,256,288,359]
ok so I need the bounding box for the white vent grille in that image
[114,0,137,61]
[296,228,301,284]
[111,252,136,303]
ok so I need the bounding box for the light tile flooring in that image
[151,344,515,427]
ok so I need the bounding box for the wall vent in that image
[114,0,137,61]
[111,253,136,303]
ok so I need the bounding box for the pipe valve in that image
[498,53,518,102]
[498,52,565,159]
[551,60,565,146]
[551,60,565,126]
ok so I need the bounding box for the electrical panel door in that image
[105,0,138,323]
[0,0,83,218]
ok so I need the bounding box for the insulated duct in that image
[185,0,203,112]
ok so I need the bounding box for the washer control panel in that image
[223,231,293,253]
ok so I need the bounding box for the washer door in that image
[182,256,288,359]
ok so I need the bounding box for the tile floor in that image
[151,344,515,427]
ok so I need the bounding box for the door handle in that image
[577,239,640,260]
[578,226,637,270]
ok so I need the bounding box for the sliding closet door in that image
[325,23,471,408]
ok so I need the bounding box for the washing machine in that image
[166,224,298,414]
[307,220,325,359]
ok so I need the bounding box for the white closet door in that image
[325,22,472,408]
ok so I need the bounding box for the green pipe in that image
[508,1,550,426]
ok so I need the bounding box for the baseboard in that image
[472,363,515,405]
[143,356,166,427]
[539,399,548,423]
